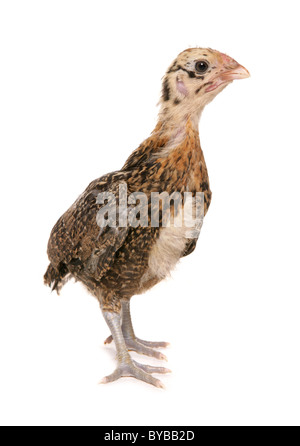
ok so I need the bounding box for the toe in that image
[136,338,170,349]
[133,360,171,375]
[126,339,168,361]
[99,368,121,384]
[104,335,113,345]
[131,366,165,388]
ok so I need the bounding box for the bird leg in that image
[101,311,169,388]
[104,300,170,361]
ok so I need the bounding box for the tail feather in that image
[44,263,69,294]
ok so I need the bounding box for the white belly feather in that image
[141,196,202,283]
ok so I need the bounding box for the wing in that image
[47,171,131,283]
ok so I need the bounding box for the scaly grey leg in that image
[104,301,170,361]
[100,311,170,388]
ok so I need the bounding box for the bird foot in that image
[104,335,169,361]
[100,359,170,388]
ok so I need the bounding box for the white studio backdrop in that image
[0,0,299,426]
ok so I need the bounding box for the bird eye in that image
[195,60,209,73]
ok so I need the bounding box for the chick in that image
[44,48,249,388]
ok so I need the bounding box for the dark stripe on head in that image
[177,66,196,78]
[167,64,204,80]
[162,78,171,101]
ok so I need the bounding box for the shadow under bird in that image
[44,48,249,388]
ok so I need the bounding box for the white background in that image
[0,0,299,426]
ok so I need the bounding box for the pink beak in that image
[205,57,250,93]
[220,64,250,81]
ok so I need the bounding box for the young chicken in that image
[44,48,249,388]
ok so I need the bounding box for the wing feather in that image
[47,171,131,282]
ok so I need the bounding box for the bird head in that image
[159,48,250,126]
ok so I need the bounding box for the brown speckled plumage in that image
[45,118,211,312]
[44,48,249,387]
